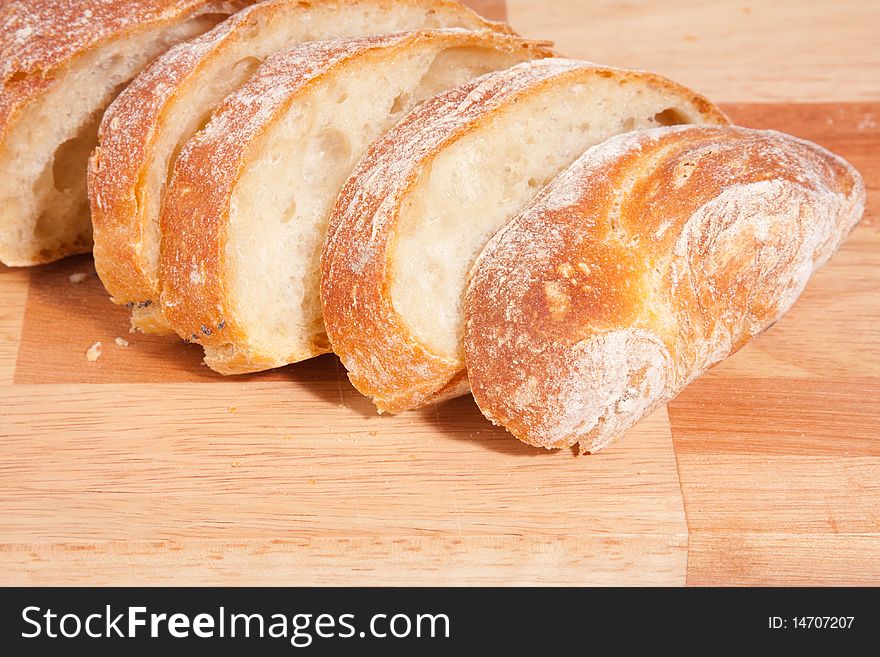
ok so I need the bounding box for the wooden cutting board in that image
[1,1,878,586]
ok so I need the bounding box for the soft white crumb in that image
[115,337,130,347]
[86,342,103,362]
[69,272,88,284]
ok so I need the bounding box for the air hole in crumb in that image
[199,13,236,27]
[312,332,330,351]
[301,129,351,184]
[390,92,410,114]
[653,108,687,126]
[99,54,124,72]
[281,199,297,224]
[231,56,262,81]
[52,112,102,192]
[621,117,636,131]
[527,178,540,189]
[336,92,349,104]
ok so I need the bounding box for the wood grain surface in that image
[507,0,880,102]
[1,0,878,586]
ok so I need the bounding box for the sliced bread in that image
[89,0,512,333]
[159,29,552,374]
[0,0,255,266]
[321,58,730,413]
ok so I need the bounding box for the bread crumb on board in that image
[69,272,89,284]
[858,113,876,131]
[87,337,131,360]
[86,342,102,361]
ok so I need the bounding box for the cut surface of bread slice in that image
[321,58,730,414]
[89,0,512,333]
[0,0,254,266]
[159,29,551,375]
[464,126,865,452]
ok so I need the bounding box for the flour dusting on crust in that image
[0,0,215,82]
[0,0,240,134]
[322,58,728,412]
[92,0,257,197]
[545,329,674,451]
[322,59,592,408]
[465,125,865,451]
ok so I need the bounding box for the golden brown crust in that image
[320,59,730,413]
[159,29,552,374]
[0,0,239,163]
[0,0,246,266]
[87,0,259,303]
[89,0,512,316]
[464,125,866,452]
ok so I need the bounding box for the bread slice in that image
[89,0,513,333]
[321,58,730,413]
[159,30,552,374]
[0,0,255,266]
[464,126,865,452]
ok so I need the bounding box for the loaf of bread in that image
[89,0,511,333]
[464,125,865,452]
[0,0,255,266]
[159,30,551,374]
[321,58,729,413]
[5,1,861,455]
